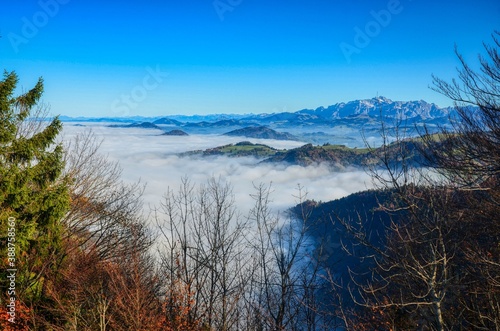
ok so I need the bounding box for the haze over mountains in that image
[63,97,455,147]
[62,96,453,124]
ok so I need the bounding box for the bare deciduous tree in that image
[342,33,500,328]
[246,183,323,331]
[157,176,250,330]
[63,129,150,260]
[425,31,500,192]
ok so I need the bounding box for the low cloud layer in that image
[62,124,375,218]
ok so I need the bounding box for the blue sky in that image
[1,0,499,117]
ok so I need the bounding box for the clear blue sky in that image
[1,0,499,117]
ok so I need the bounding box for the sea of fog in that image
[61,123,375,217]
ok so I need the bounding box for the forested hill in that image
[223,126,299,140]
[294,188,392,256]
[184,139,428,169]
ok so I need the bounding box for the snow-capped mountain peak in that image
[297,97,451,120]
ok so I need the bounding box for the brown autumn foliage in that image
[28,131,207,330]
[161,256,201,331]
[0,301,31,331]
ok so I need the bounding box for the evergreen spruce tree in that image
[0,71,70,313]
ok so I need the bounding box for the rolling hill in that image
[223,126,298,140]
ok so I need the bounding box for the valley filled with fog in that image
[62,123,375,215]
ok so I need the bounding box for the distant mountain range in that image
[64,97,458,146]
[296,96,451,120]
[62,97,454,124]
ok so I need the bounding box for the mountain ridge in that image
[60,96,455,123]
[63,97,457,146]
[295,96,451,120]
